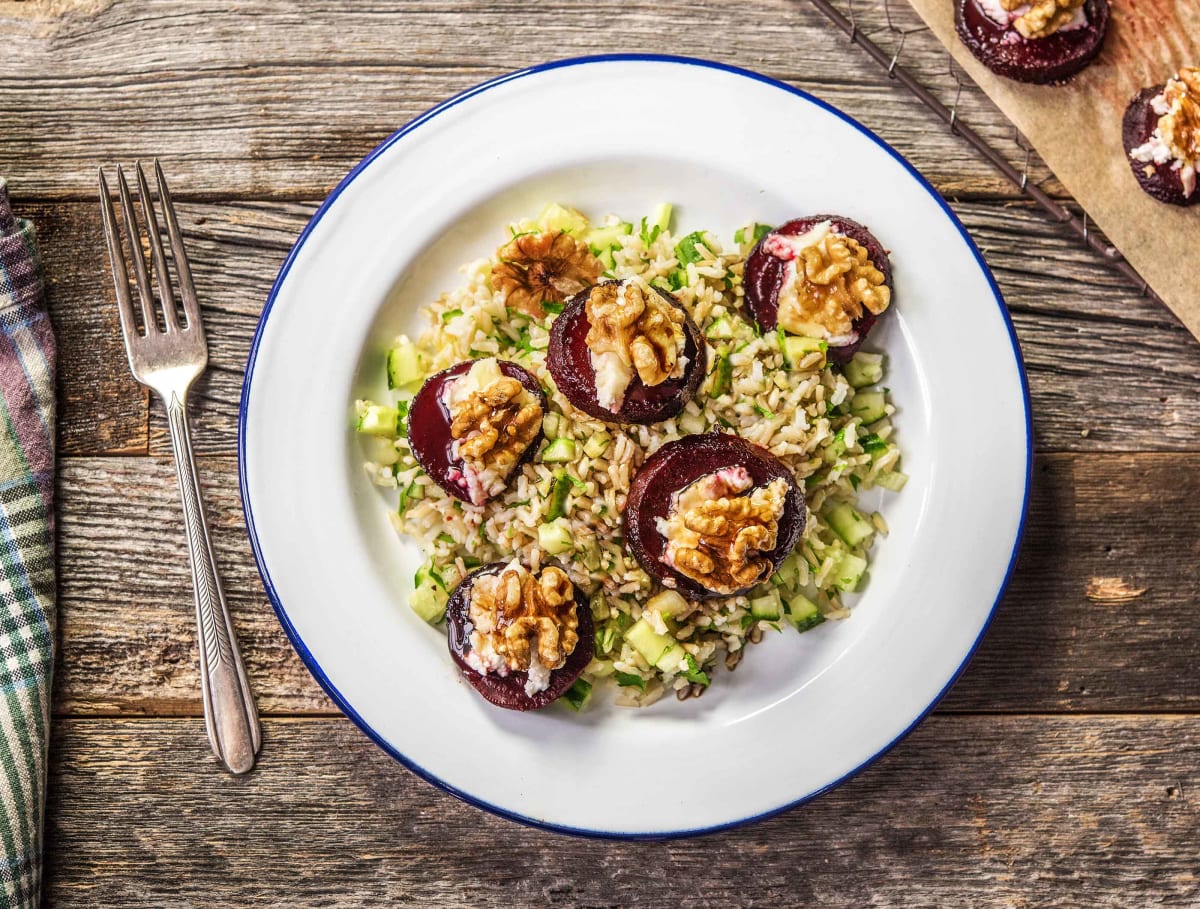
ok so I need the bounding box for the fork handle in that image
[165,391,262,774]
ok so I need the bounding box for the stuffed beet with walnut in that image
[955,0,1108,84]
[547,276,707,425]
[624,433,806,599]
[744,216,892,365]
[447,560,594,710]
[1124,66,1200,207]
[408,357,546,506]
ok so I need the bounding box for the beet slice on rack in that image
[1123,85,1199,207]
[954,0,1109,85]
[446,562,595,711]
[624,433,805,600]
[743,215,892,364]
[408,359,546,505]
[546,280,707,425]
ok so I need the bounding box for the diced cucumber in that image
[823,427,849,465]
[413,560,445,592]
[544,473,572,521]
[678,411,706,435]
[387,338,425,390]
[583,433,610,459]
[561,678,592,711]
[849,390,887,423]
[825,502,875,548]
[356,403,399,438]
[646,589,689,617]
[710,353,733,397]
[441,308,463,323]
[536,203,588,235]
[586,222,632,252]
[595,623,619,655]
[541,438,577,463]
[625,618,685,672]
[750,591,782,620]
[538,518,574,555]
[541,412,560,439]
[774,553,800,588]
[784,336,827,369]
[786,593,824,632]
[875,470,909,492]
[706,316,734,340]
[649,203,673,236]
[597,247,616,271]
[843,351,884,388]
[832,551,868,592]
[408,580,447,625]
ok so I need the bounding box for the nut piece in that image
[1001,0,1084,39]
[444,359,543,504]
[492,231,603,318]
[766,222,891,342]
[585,279,687,412]
[663,468,789,595]
[468,563,580,675]
[1159,67,1200,169]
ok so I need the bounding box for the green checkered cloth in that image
[0,180,56,909]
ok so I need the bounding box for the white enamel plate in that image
[240,55,1031,837]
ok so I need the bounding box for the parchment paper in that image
[905,0,1200,339]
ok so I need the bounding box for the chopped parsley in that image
[683,654,710,687]
[674,231,709,267]
[614,671,647,691]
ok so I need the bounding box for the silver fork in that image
[99,160,261,774]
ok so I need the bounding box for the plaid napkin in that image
[0,180,56,909]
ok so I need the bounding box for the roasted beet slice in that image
[546,281,706,424]
[955,0,1108,85]
[743,216,891,364]
[446,562,594,711]
[624,433,805,600]
[408,359,546,505]
[1123,86,1199,207]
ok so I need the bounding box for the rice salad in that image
[355,203,907,709]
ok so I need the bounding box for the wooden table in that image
[5,1,1198,905]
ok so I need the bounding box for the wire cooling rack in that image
[807,0,1161,305]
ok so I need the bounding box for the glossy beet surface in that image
[546,281,707,424]
[408,360,546,504]
[743,216,891,364]
[624,433,805,599]
[446,562,595,710]
[955,0,1108,84]
[1123,86,1198,207]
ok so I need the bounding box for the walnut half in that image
[1002,0,1084,39]
[468,563,579,674]
[585,279,686,411]
[492,231,603,318]
[663,469,789,595]
[1159,67,1200,168]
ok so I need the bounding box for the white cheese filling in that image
[973,0,1088,32]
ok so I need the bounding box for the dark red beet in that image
[408,360,546,505]
[624,433,806,600]
[546,281,707,424]
[743,216,891,365]
[1123,86,1199,207]
[955,0,1108,85]
[446,562,595,710]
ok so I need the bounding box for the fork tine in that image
[115,164,159,335]
[153,159,201,331]
[98,169,141,346]
[134,161,180,333]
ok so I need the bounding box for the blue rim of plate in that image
[238,53,1033,840]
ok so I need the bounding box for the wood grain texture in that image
[0,0,1067,200]
[53,452,1200,715]
[43,715,1200,908]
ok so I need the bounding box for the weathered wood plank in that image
[43,714,1200,907]
[0,0,1064,199]
[53,452,1200,715]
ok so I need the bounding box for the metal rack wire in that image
[807,0,1161,304]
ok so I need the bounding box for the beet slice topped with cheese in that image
[446,561,594,711]
[408,358,546,506]
[547,278,706,425]
[624,433,805,600]
[955,0,1108,85]
[1123,78,1200,207]
[744,216,892,365]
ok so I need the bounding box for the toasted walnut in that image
[1000,0,1084,39]
[663,468,789,595]
[491,232,603,318]
[768,223,890,341]
[1159,67,1200,167]
[446,361,542,503]
[469,564,579,674]
[585,279,686,411]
